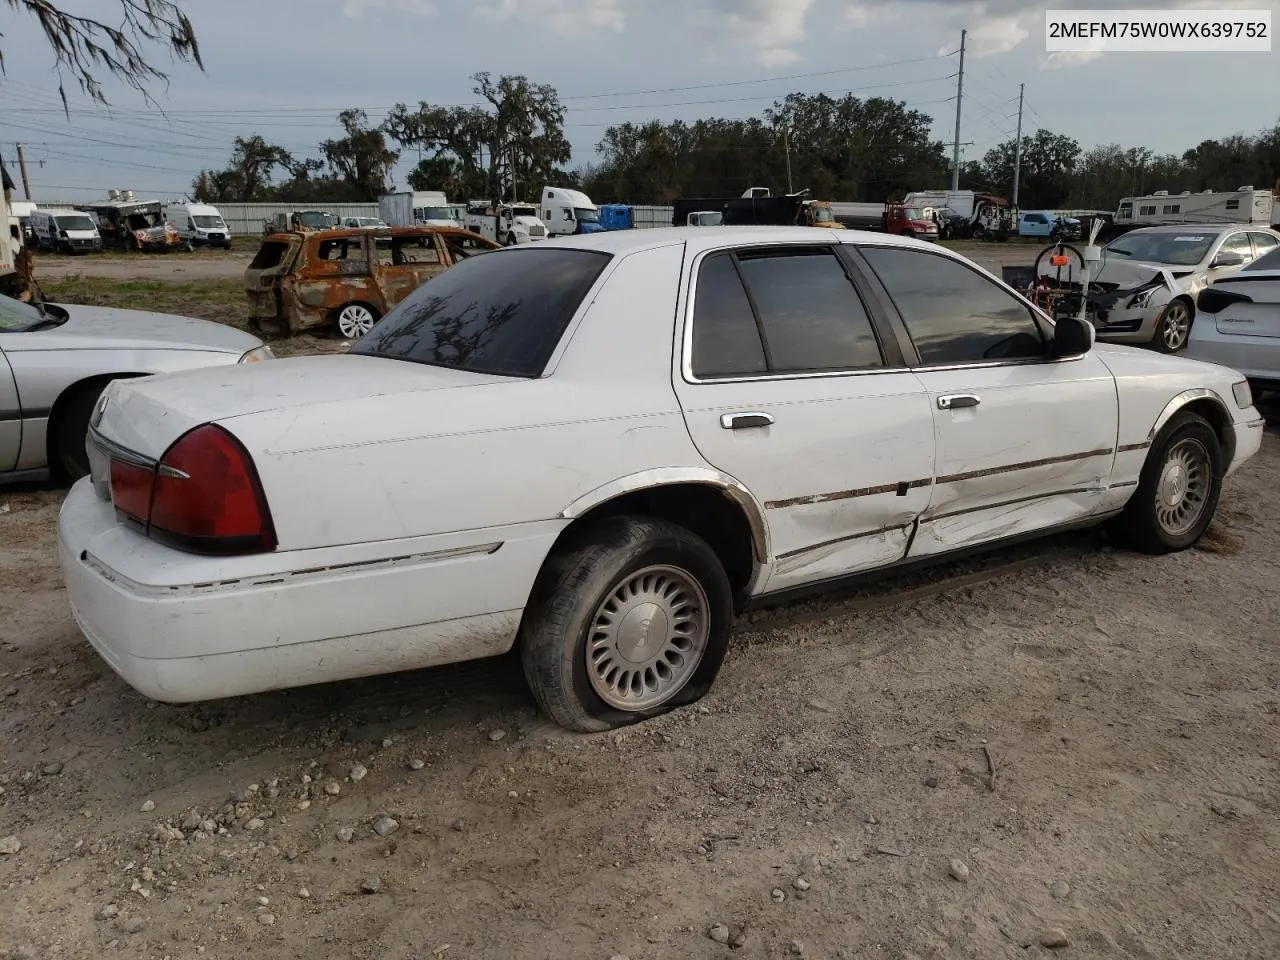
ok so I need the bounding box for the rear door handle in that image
[938,394,980,410]
[720,411,775,430]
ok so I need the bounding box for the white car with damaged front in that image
[59,227,1265,732]
[1087,224,1279,353]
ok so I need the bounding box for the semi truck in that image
[540,186,604,236]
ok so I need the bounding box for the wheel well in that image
[554,483,759,609]
[1178,397,1235,466]
[46,373,146,470]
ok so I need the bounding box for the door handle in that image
[938,394,981,410]
[720,411,775,430]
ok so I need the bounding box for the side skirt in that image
[743,511,1121,613]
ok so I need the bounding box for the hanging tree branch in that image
[0,0,204,112]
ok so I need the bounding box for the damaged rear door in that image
[244,236,302,326]
[370,232,450,311]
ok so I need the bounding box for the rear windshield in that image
[249,240,292,270]
[352,248,611,377]
[1243,246,1280,272]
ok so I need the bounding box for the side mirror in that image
[1054,315,1094,357]
[1211,250,1246,268]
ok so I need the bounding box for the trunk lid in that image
[91,353,514,463]
[1209,271,1280,337]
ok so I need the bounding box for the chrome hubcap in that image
[586,564,709,712]
[338,305,375,338]
[1161,303,1190,350]
[1155,438,1210,536]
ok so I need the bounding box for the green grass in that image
[40,276,336,357]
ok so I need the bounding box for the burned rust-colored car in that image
[245,226,502,338]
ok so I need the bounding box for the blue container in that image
[598,204,633,231]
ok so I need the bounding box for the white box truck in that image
[465,201,547,245]
[379,191,460,228]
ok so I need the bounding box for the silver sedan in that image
[1,296,271,483]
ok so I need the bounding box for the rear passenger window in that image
[861,246,1045,365]
[691,252,766,378]
[690,247,883,379]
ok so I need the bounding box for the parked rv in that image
[29,208,103,254]
[541,187,604,236]
[78,191,181,252]
[465,201,548,245]
[166,202,232,249]
[1113,186,1276,232]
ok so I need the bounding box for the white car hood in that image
[1094,259,1193,291]
[6,303,261,355]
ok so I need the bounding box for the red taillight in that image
[109,459,154,527]
[106,424,276,556]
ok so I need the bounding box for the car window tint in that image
[735,249,883,372]
[691,252,766,378]
[352,248,610,378]
[861,246,1046,365]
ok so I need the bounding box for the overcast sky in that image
[0,0,1276,203]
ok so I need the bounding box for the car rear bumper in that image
[1186,322,1280,383]
[58,480,559,703]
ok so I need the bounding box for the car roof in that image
[1126,223,1258,234]
[545,225,930,255]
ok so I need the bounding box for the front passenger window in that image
[861,247,1046,365]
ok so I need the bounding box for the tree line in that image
[189,72,1280,213]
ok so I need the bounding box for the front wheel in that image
[520,516,733,732]
[504,233,518,247]
[335,302,379,339]
[1109,412,1222,554]
[1152,298,1192,353]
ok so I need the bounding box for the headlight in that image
[239,345,274,364]
[1126,287,1158,310]
[1232,380,1252,409]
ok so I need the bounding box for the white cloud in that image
[715,0,817,67]
[474,0,626,36]
[967,16,1028,56]
[342,0,436,18]
[1041,49,1104,70]
[841,4,902,30]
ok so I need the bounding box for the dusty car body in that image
[244,225,501,338]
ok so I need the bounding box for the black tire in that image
[505,233,517,247]
[971,224,986,241]
[1152,297,1193,353]
[1109,412,1223,555]
[520,516,734,733]
[55,382,109,482]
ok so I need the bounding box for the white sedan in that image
[1189,244,1280,396]
[59,227,1265,731]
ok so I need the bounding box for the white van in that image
[166,202,232,249]
[29,208,103,254]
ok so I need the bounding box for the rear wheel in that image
[1109,412,1222,554]
[335,302,378,339]
[55,382,108,482]
[520,516,733,732]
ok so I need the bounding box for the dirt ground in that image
[2,255,1279,960]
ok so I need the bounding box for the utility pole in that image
[951,29,966,191]
[15,143,32,199]
[1011,83,1025,205]
[784,126,793,194]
